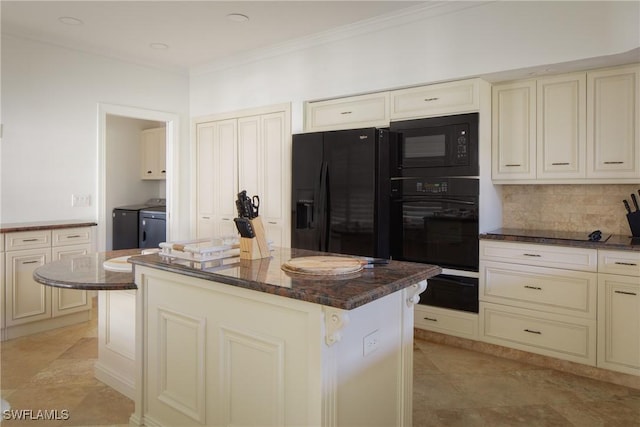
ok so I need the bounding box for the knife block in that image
[627,211,640,237]
[239,216,271,260]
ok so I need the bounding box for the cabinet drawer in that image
[5,230,51,251]
[304,92,389,132]
[479,240,597,272]
[390,79,480,119]
[414,305,478,340]
[598,250,640,276]
[52,227,93,247]
[480,261,597,318]
[480,302,596,365]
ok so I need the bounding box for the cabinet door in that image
[238,115,261,197]
[537,73,586,179]
[51,245,91,316]
[390,79,480,120]
[212,120,238,236]
[598,273,640,375]
[5,249,51,326]
[261,112,289,247]
[141,128,166,180]
[492,80,537,181]
[196,122,216,238]
[587,65,640,179]
[305,92,389,132]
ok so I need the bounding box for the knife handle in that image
[631,194,640,211]
[624,200,632,214]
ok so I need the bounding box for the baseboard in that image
[94,361,135,400]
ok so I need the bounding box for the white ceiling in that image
[1,1,427,74]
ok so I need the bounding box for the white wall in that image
[190,1,640,128]
[1,35,190,239]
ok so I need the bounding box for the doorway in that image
[98,104,180,251]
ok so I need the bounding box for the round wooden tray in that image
[281,256,363,276]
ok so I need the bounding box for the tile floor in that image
[1,307,639,426]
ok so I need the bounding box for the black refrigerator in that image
[291,128,393,258]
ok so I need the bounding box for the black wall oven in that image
[390,112,479,177]
[390,176,479,313]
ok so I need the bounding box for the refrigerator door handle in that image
[318,161,329,251]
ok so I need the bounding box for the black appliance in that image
[390,176,479,312]
[291,128,394,258]
[139,206,166,249]
[390,112,479,177]
[112,198,165,250]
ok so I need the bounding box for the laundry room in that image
[105,115,167,250]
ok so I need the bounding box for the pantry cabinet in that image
[3,226,94,339]
[597,250,640,376]
[140,127,166,180]
[195,105,291,247]
[492,64,639,183]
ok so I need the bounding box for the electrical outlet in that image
[71,194,91,207]
[363,330,380,357]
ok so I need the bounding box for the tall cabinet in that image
[195,104,291,247]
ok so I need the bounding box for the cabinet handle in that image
[147,170,153,174]
[22,260,39,265]
[523,253,541,257]
[524,329,542,335]
[161,170,166,173]
[614,261,638,266]
[524,285,542,290]
[222,218,231,221]
[66,235,81,239]
[603,161,624,164]
[614,290,637,296]
[201,216,210,220]
[551,162,570,166]
[340,111,352,115]
[268,221,277,225]
[505,164,521,167]
[424,317,438,322]
[21,238,38,242]
[423,97,440,102]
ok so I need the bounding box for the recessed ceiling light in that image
[58,16,83,26]
[149,43,169,50]
[226,13,249,23]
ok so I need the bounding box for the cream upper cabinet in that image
[195,105,291,247]
[390,78,480,120]
[492,64,640,184]
[304,92,389,132]
[587,65,640,179]
[492,80,537,180]
[537,73,586,179]
[140,127,166,180]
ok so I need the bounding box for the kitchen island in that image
[127,247,440,427]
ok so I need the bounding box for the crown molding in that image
[190,1,494,77]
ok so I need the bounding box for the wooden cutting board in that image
[281,256,363,276]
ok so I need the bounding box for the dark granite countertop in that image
[129,247,441,310]
[34,249,141,291]
[1,220,97,233]
[480,228,640,252]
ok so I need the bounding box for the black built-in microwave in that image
[390,112,479,177]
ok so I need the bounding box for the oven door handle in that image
[392,197,476,206]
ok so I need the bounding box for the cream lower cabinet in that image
[414,304,478,340]
[3,227,94,340]
[195,105,291,247]
[597,250,640,376]
[479,240,598,365]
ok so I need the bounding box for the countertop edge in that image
[1,220,98,233]
[130,255,442,311]
[480,231,640,252]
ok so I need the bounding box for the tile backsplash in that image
[501,184,640,237]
